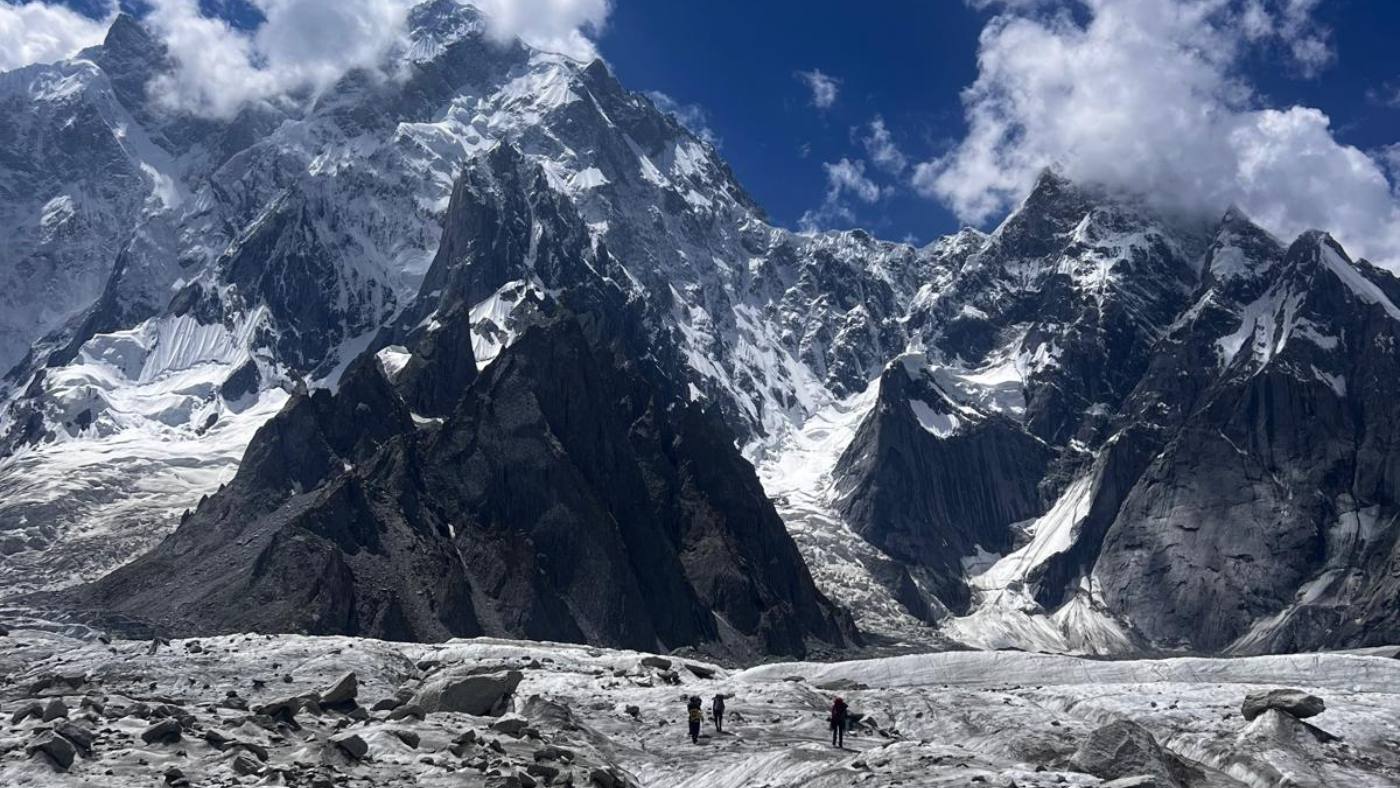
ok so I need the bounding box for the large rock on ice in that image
[413,669,523,716]
[27,732,77,770]
[320,672,358,707]
[1241,689,1325,721]
[1070,719,1191,788]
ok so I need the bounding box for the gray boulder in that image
[413,669,523,716]
[28,732,77,770]
[54,722,94,755]
[1241,689,1324,721]
[1071,720,1190,788]
[321,672,358,707]
[387,702,425,721]
[490,715,529,736]
[330,732,368,759]
[231,753,263,776]
[9,701,42,724]
[41,698,68,721]
[140,718,183,745]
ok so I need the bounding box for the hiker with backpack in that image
[829,696,849,748]
[686,695,703,744]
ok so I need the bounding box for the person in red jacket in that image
[829,697,848,748]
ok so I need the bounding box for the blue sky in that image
[599,0,985,243]
[8,0,1398,261]
[596,0,1400,245]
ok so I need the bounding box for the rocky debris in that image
[684,664,716,680]
[390,729,420,748]
[330,732,368,760]
[1242,707,1342,745]
[27,731,78,770]
[140,717,183,745]
[256,693,313,727]
[1241,689,1325,721]
[321,671,358,708]
[535,744,573,762]
[449,729,479,757]
[387,702,425,721]
[490,715,530,737]
[1071,720,1192,788]
[414,669,523,716]
[1101,778,1174,788]
[640,656,672,671]
[54,721,95,755]
[231,753,263,775]
[590,767,628,787]
[9,700,42,724]
[371,696,404,712]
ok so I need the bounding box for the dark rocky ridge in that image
[1023,222,1400,653]
[60,145,857,659]
[66,306,855,657]
[835,359,1052,613]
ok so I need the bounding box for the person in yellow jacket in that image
[686,695,703,743]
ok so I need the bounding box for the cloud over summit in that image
[2,0,611,118]
[918,0,1400,268]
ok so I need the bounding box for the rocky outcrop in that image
[1087,231,1400,652]
[1241,689,1325,722]
[1070,720,1194,788]
[413,669,522,716]
[56,138,856,658]
[835,358,1051,612]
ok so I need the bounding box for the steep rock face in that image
[0,4,936,599]
[904,171,1203,447]
[834,358,1051,612]
[1088,232,1400,652]
[64,147,856,658]
[822,172,1205,623]
[71,309,855,657]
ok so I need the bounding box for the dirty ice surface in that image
[3,626,1399,787]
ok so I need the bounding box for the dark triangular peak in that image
[1198,206,1286,302]
[834,356,1051,614]
[61,301,857,658]
[97,13,157,56]
[1276,231,1400,317]
[80,14,169,112]
[416,142,600,315]
[987,168,1097,259]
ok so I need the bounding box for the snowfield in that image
[2,626,1398,787]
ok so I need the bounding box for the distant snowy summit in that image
[3,3,1400,659]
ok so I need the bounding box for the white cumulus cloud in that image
[1,0,612,118]
[918,0,1400,268]
[797,68,839,109]
[0,1,116,71]
[801,157,886,231]
[862,116,907,174]
[472,0,609,61]
[145,0,416,118]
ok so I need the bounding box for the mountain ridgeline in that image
[2,2,1399,657]
[64,144,858,659]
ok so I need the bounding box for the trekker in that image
[712,693,726,733]
[687,695,703,744]
[829,696,848,748]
